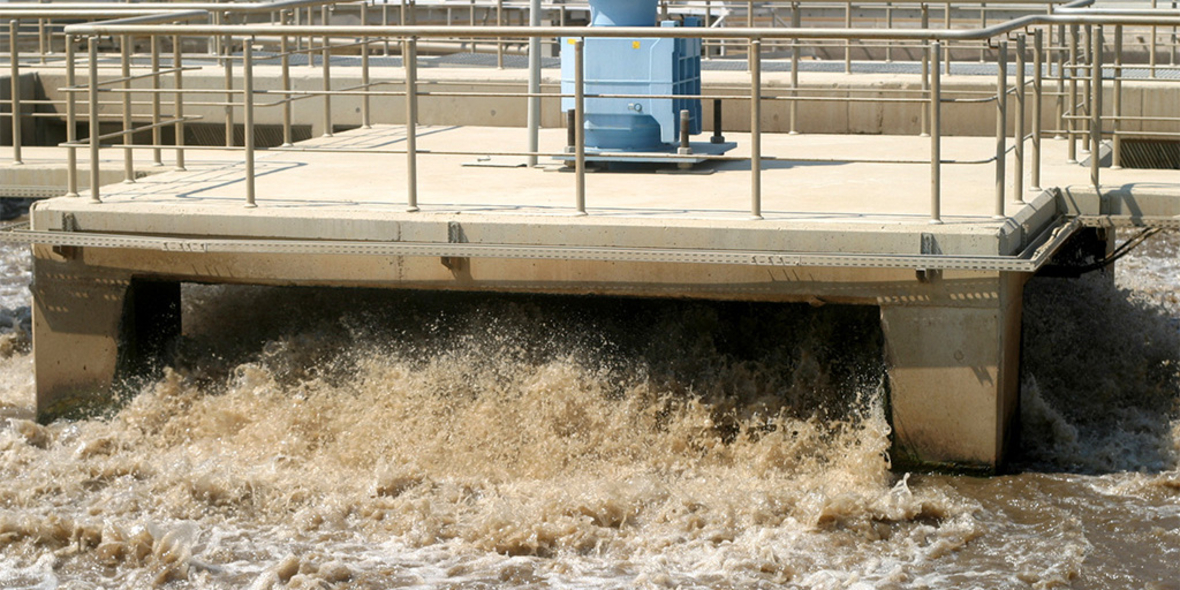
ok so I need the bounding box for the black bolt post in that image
[566,109,576,152]
[711,99,725,144]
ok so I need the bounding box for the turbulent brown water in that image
[0,232,1177,589]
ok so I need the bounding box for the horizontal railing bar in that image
[74,66,188,89]
[80,116,197,142]
[1109,115,1180,122]
[0,9,197,19]
[1112,130,1180,137]
[60,14,1180,42]
[1,0,336,17]
[268,144,1000,165]
[11,111,179,120]
[38,139,995,167]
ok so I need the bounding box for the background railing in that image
[2,1,1180,224]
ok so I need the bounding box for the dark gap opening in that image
[1117,139,1180,170]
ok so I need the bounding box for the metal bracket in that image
[917,232,942,283]
[0,217,1083,274]
[53,213,82,260]
[441,220,468,272]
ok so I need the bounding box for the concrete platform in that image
[19,125,1175,257]
[11,127,1180,473]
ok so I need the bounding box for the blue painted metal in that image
[588,0,658,27]
[561,0,712,157]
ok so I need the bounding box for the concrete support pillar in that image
[32,246,180,422]
[880,272,1026,473]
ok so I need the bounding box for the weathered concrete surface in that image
[0,157,126,198]
[1,72,38,148]
[22,126,1068,229]
[31,245,180,421]
[881,272,1025,472]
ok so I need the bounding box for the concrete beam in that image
[32,245,180,421]
[880,271,1026,472]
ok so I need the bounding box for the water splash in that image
[0,230,1178,588]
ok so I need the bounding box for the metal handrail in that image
[3,4,1179,226]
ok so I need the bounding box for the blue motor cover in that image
[561,18,703,152]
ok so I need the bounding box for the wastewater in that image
[0,229,1177,589]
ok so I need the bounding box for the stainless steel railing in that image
[2,3,1179,225]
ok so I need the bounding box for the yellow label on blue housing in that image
[632,41,641,49]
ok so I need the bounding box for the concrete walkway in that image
[12,126,1179,259]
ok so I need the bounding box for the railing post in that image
[496,0,505,70]
[38,18,46,65]
[88,37,101,204]
[245,40,256,208]
[224,23,234,147]
[382,2,391,57]
[322,28,332,137]
[173,34,186,171]
[790,3,800,135]
[750,38,762,220]
[920,4,930,137]
[527,0,541,167]
[361,5,371,130]
[212,10,221,57]
[1151,0,1158,79]
[1091,25,1103,191]
[1014,34,1025,203]
[886,2,894,62]
[405,36,419,212]
[1067,24,1078,163]
[121,34,134,183]
[66,35,77,196]
[944,2,952,75]
[9,21,22,165]
[294,6,303,57]
[994,39,1006,217]
[307,7,315,68]
[930,41,942,225]
[844,1,852,74]
[151,35,162,167]
[1033,28,1043,191]
[705,0,714,58]
[574,38,586,216]
[281,34,292,146]
[1082,24,1092,152]
[1055,24,1065,139]
[1112,25,1123,169]
[979,3,988,63]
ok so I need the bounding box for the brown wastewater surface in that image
[0,231,1178,589]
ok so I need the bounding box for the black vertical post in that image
[711,98,725,144]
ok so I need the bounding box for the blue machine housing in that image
[561,19,703,152]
